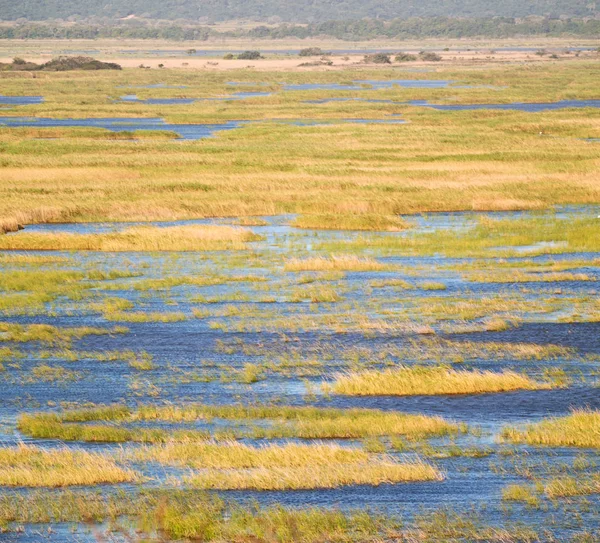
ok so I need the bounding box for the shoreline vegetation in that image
[0,226,262,251]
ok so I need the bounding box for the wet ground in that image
[0,207,599,540]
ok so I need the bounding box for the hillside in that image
[1,0,597,23]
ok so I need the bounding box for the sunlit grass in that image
[19,404,460,442]
[0,444,135,487]
[0,225,261,251]
[329,366,550,396]
[501,409,600,448]
[291,214,410,231]
[285,255,387,272]
[185,459,442,490]
[131,440,369,468]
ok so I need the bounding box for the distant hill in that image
[1,0,597,22]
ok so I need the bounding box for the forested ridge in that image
[1,0,597,22]
[1,17,599,40]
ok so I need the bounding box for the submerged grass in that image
[501,409,600,449]
[0,322,127,346]
[0,225,261,252]
[0,489,394,542]
[329,366,550,396]
[0,444,135,487]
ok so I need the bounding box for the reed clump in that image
[501,484,541,507]
[131,441,369,468]
[501,409,600,448]
[292,214,410,232]
[184,459,442,490]
[328,366,550,396]
[0,444,135,487]
[19,404,459,442]
[285,255,388,272]
[544,475,600,498]
[0,225,261,252]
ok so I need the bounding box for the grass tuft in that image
[329,366,550,396]
[502,409,600,449]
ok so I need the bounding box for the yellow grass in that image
[329,366,550,396]
[501,409,600,448]
[285,255,387,272]
[0,444,135,487]
[131,441,369,468]
[545,475,600,498]
[185,458,441,490]
[291,214,410,232]
[0,225,261,252]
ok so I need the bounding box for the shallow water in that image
[1,206,600,539]
[284,79,454,91]
[0,96,43,106]
[0,116,246,139]
[0,116,406,139]
[118,91,271,104]
[408,98,600,111]
[306,97,600,110]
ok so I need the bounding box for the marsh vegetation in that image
[0,52,598,542]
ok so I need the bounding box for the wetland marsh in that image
[0,45,599,542]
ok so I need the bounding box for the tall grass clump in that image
[0,444,135,487]
[285,255,388,272]
[131,441,369,468]
[19,405,459,442]
[185,459,442,490]
[0,225,261,252]
[329,366,550,396]
[501,409,600,448]
[292,214,410,232]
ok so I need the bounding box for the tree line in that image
[1,17,600,40]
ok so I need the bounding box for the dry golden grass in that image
[0,444,135,487]
[291,214,410,232]
[285,255,388,272]
[0,225,261,251]
[544,475,600,498]
[185,458,441,490]
[130,441,369,468]
[19,404,459,442]
[501,409,600,449]
[329,366,549,396]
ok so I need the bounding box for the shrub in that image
[237,50,262,60]
[364,53,391,64]
[395,52,417,62]
[418,51,442,61]
[299,47,324,56]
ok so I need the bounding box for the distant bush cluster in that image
[0,56,121,71]
[362,51,443,64]
[224,51,263,60]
